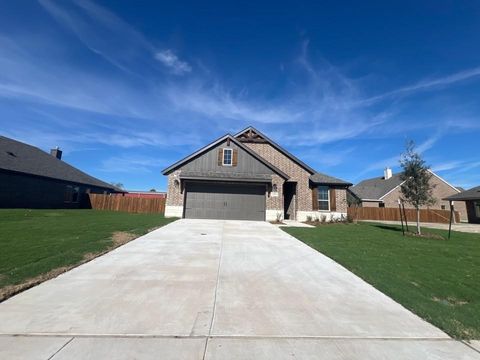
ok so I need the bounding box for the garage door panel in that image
[185,182,265,221]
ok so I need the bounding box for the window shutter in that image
[232,149,238,167]
[218,148,223,166]
[329,188,336,211]
[312,187,319,210]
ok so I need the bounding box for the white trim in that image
[378,180,406,201]
[317,185,330,211]
[222,148,233,166]
[266,210,284,221]
[377,169,460,201]
[165,205,183,218]
[427,169,461,193]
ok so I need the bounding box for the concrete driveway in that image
[0,219,478,359]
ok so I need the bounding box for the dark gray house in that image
[0,135,119,209]
[444,186,480,224]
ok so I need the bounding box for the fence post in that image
[398,200,405,236]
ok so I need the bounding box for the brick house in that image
[162,127,351,221]
[349,168,468,221]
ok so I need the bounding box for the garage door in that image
[184,182,266,221]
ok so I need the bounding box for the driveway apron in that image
[0,219,478,359]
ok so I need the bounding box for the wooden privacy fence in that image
[88,194,166,214]
[347,207,460,224]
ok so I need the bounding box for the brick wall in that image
[165,170,183,206]
[243,143,313,212]
[266,174,284,211]
[335,188,348,213]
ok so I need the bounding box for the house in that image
[162,127,351,221]
[444,186,480,224]
[349,167,468,221]
[0,135,120,209]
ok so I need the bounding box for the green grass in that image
[0,209,175,291]
[283,222,480,339]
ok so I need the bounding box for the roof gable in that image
[162,134,289,179]
[0,136,116,190]
[351,169,461,201]
[350,173,404,200]
[234,126,317,174]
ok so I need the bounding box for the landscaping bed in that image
[283,222,480,339]
[0,209,175,301]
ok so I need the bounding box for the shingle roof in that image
[350,173,404,200]
[180,170,272,183]
[309,172,352,186]
[0,135,117,190]
[444,186,480,201]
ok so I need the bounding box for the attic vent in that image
[6,151,16,157]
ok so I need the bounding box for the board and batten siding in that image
[182,140,275,176]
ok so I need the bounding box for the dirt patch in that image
[0,231,141,303]
[112,231,137,246]
[407,232,445,240]
[432,296,469,307]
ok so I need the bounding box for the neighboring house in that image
[444,186,480,224]
[0,135,120,209]
[350,167,468,221]
[162,127,351,221]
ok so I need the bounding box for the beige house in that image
[350,168,468,221]
[162,127,351,221]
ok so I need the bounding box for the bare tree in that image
[399,141,436,235]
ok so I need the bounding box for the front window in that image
[317,186,329,211]
[475,201,480,218]
[223,148,233,166]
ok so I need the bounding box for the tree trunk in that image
[416,207,421,235]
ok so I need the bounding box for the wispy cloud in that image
[359,67,480,106]
[356,130,445,180]
[155,50,192,75]
[39,0,155,75]
[99,155,170,173]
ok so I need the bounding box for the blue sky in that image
[1,1,479,191]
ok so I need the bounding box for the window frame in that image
[475,201,480,218]
[222,148,233,166]
[317,185,330,211]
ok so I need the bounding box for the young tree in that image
[399,141,436,235]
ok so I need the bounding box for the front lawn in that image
[283,222,480,339]
[0,209,175,300]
